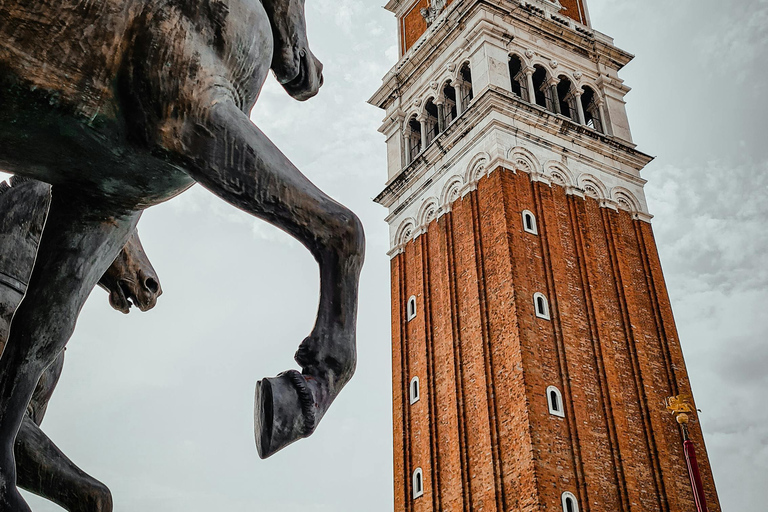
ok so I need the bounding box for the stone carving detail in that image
[421,0,448,26]
[0,0,365,508]
[550,171,566,186]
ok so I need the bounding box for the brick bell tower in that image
[370,1,721,512]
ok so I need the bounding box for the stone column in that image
[453,81,464,116]
[418,115,428,147]
[574,90,586,124]
[436,101,445,133]
[548,77,561,114]
[524,67,536,104]
[596,101,608,134]
[404,130,412,164]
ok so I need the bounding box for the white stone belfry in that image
[371,0,654,256]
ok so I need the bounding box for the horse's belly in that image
[0,93,194,210]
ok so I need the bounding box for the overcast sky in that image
[4,0,766,510]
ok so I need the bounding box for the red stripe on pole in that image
[684,439,708,512]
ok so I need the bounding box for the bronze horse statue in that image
[0,0,364,509]
[0,176,163,511]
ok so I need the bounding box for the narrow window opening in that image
[424,98,440,145]
[508,55,528,101]
[547,386,565,417]
[406,116,422,163]
[561,492,579,512]
[406,295,417,321]
[413,468,424,499]
[410,376,420,404]
[532,65,549,108]
[534,292,550,320]
[522,210,538,234]
[460,63,473,106]
[557,75,577,122]
[442,82,458,125]
[580,86,603,133]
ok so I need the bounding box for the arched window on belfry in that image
[459,62,473,106]
[580,85,604,134]
[405,116,422,164]
[531,65,553,110]
[508,54,529,102]
[556,75,578,122]
[442,81,458,125]
[424,98,440,145]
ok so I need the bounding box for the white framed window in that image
[412,468,424,499]
[410,376,420,404]
[522,210,538,234]
[534,292,550,320]
[406,295,417,321]
[561,492,579,512]
[547,385,565,417]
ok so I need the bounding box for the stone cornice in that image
[375,86,653,208]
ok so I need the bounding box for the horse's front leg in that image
[0,188,139,511]
[177,99,364,458]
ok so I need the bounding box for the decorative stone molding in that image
[421,0,448,26]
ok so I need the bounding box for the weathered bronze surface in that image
[0,176,162,511]
[0,0,364,509]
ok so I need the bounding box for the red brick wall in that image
[558,0,588,25]
[390,166,720,511]
[399,0,455,54]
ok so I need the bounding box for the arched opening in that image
[508,54,529,101]
[413,468,424,499]
[406,115,422,164]
[459,62,473,107]
[410,376,420,404]
[547,385,565,417]
[442,81,458,125]
[522,210,538,234]
[407,295,417,321]
[556,75,577,121]
[550,390,560,410]
[531,65,552,110]
[580,85,603,133]
[534,292,550,320]
[561,492,579,512]
[424,98,440,146]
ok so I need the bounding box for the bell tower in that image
[370,1,721,512]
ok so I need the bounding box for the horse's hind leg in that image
[16,417,112,512]
[0,187,139,510]
[178,99,364,458]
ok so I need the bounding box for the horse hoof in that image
[254,370,316,459]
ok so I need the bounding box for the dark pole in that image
[667,395,709,512]
[679,418,708,512]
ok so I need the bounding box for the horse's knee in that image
[81,481,112,512]
[336,209,365,261]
